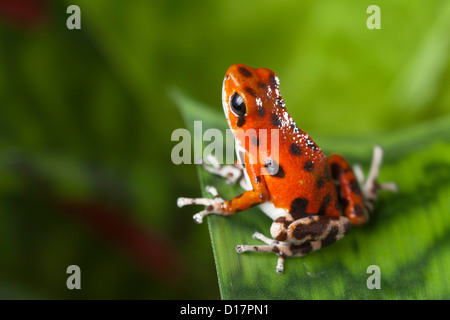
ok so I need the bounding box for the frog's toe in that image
[252,231,275,245]
[354,146,398,211]
[379,182,399,192]
[193,212,204,224]
[177,197,188,208]
[205,186,220,198]
[276,255,285,274]
[177,196,216,208]
[201,156,243,185]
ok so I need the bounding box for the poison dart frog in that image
[177,64,398,274]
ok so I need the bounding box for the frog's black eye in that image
[230,93,246,117]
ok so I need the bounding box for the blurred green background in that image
[0,0,448,299]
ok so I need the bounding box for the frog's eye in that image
[230,93,246,117]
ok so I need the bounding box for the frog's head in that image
[222,64,285,132]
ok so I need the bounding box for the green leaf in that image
[173,89,450,299]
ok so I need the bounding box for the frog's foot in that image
[353,146,398,211]
[236,232,287,274]
[237,238,328,275]
[200,154,244,186]
[237,216,351,274]
[177,186,225,224]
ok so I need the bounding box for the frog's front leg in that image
[236,215,352,274]
[177,186,225,223]
[178,157,269,223]
[200,154,245,186]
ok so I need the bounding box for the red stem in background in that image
[56,200,183,286]
[0,0,47,28]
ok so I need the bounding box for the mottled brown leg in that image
[236,216,352,274]
[352,146,398,211]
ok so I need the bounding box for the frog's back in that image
[260,126,341,219]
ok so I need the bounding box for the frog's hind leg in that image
[236,238,337,275]
[235,233,288,274]
[177,186,225,223]
[236,238,287,274]
[327,154,368,226]
[327,146,397,226]
[236,216,352,274]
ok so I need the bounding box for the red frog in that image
[178,64,397,274]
